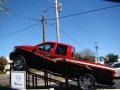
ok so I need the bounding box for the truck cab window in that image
[55,44,67,56]
[38,43,54,52]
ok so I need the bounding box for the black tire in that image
[78,74,95,90]
[13,55,27,71]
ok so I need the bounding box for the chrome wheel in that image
[13,55,26,71]
[79,74,95,90]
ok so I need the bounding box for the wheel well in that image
[10,50,27,60]
[10,52,20,60]
[10,51,28,64]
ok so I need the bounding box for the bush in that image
[105,53,119,64]
[0,56,7,72]
[76,48,96,62]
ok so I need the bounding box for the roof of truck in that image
[41,41,74,48]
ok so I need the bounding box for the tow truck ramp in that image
[10,65,80,90]
[26,70,79,89]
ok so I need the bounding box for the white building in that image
[4,57,12,74]
[118,57,120,62]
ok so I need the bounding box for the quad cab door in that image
[34,42,56,70]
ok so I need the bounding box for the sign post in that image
[11,71,26,90]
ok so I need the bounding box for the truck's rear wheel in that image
[78,74,95,90]
[13,55,27,71]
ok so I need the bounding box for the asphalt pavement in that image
[0,74,9,86]
[114,79,120,89]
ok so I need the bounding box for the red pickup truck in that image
[9,41,116,90]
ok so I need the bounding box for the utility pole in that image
[41,15,46,43]
[55,0,61,42]
[95,42,99,63]
[41,15,48,87]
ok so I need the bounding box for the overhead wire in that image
[58,4,120,48]
[47,4,120,20]
[1,4,120,39]
[43,6,54,14]
[60,29,86,48]
[11,12,41,21]
[47,4,120,47]
[10,6,53,21]
[46,21,83,46]
[8,4,120,22]
[0,5,53,39]
[0,23,39,38]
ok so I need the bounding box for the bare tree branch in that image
[0,0,10,14]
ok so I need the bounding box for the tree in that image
[0,0,10,24]
[76,48,96,62]
[75,53,82,59]
[0,56,7,72]
[105,53,119,64]
[0,0,9,13]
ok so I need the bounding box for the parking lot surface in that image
[0,74,120,89]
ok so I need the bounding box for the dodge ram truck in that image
[9,41,116,90]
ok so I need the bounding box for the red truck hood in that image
[15,45,36,51]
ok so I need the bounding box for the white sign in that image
[11,71,26,90]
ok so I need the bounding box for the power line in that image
[61,29,86,48]
[10,4,120,22]
[11,12,41,21]
[43,6,54,14]
[10,6,53,21]
[10,4,51,21]
[8,4,120,22]
[1,4,119,39]
[47,4,120,20]
[0,23,39,38]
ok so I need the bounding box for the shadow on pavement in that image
[27,85,80,90]
[0,86,17,90]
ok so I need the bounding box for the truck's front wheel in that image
[78,74,95,90]
[13,55,27,71]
